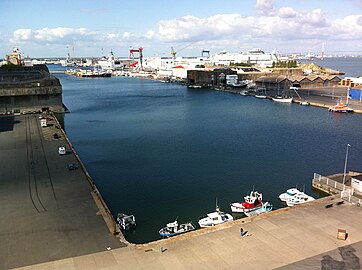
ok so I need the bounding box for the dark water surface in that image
[49,60,362,243]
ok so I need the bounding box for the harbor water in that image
[51,58,362,243]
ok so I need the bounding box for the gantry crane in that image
[129,47,143,70]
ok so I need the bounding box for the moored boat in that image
[286,192,315,207]
[198,203,233,228]
[300,100,310,106]
[272,96,293,103]
[240,90,248,96]
[279,188,302,202]
[159,220,195,237]
[328,103,353,113]
[230,190,263,213]
[116,213,136,231]
[244,202,273,217]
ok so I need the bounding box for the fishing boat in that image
[159,220,195,237]
[272,96,293,103]
[279,188,302,202]
[255,94,267,99]
[116,213,136,231]
[198,202,233,228]
[230,190,263,213]
[328,103,353,113]
[244,202,273,217]
[286,193,315,207]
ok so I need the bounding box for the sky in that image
[1,0,362,58]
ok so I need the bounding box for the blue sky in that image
[1,0,362,58]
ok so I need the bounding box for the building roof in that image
[255,75,288,83]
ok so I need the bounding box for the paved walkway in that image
[16,196,362,269]
[0,115,124,270]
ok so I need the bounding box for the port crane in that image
[201,49,210,58]
[169,42,198,59]
[129,46,143,70]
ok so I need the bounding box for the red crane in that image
[129,47,143,70]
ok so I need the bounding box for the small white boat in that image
[116,213,136,231]
[300,100,310,106]
[255,94,267,99]
[244,202,273,217]
[279,188,302,202]
[272,96,293,103]
[198,203,233,228]
[286,193,315,207]
[230,191,263,213]
[188,85,202,88]
[159,220,195,237]
[240,90,248,96]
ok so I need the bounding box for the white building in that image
[351,175,362,192]
[211,48,278,67]
[142,48,278,79]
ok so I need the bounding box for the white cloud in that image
[34,27,91,42]
[7,4,362,57]
[278,7,297,18]
[255,0,275,16]
[10,29,33,43]
[155,14,253,43]
[333,15,362,39]
[10,27,96,44]
[122,32,131,39]
[300,9,328,27]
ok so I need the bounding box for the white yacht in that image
[286,193,315,207]
[198,204,233,228]
[272,96,293,103]
[279,188,302,202]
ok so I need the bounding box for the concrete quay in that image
[0,114,125,270]
[223,86,362,113]
[15,196,362,270]
[2,113,362,270]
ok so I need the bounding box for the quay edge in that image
[52,112,130,245]
[17,195,362,270]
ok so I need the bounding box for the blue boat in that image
[244,202,273,217]
[116,213,136,231]
[159,220,195,237]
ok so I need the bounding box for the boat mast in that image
[346,87,350,105]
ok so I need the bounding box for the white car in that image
[58,146,66,155]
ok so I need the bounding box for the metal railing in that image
[313,173,361,206]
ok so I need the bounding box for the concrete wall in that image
[0,64,63,113]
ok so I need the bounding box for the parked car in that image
[68,163,78,170]
[58,146,66,155]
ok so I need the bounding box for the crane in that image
[169,42,198,59]
[129,46,143,70]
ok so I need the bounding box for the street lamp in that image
[342,144,351,185]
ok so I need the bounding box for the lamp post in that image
[342,144,351,185]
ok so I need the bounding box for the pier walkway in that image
[312,172,362,206]
[0,114,124,270]
[16,196,362,270]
